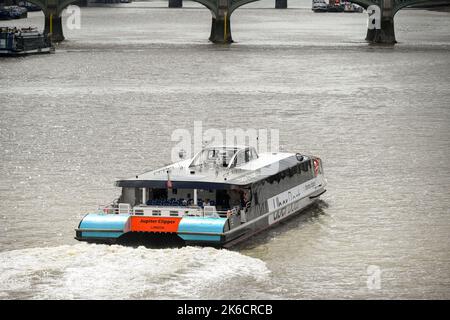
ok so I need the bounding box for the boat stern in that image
[75,212,229,246]
[177,216,228,245]
[75,213,131,243]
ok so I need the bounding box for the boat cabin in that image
[112,146,259,217]
[189,146,259,169]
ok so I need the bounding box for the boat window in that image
[230,147,258,168]
[245,149,251,162]
[121,187,141,206]
[249,147,258,161]
[235,150,246,167]
[190,147,238,168]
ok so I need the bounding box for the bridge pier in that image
[209,11,232,43]
[209,2,232,44]
[168,0,182,8]
[365,0,396,44]
[44,12,65,42]
[275,0,287,9]
[366,17,396,44]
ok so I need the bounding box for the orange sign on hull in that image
[130,216,182,233]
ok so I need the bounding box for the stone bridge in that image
[24,0,449,44]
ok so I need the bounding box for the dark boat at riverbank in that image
[312,0,363,13]
[0,27,54,56]
[17,1,42,12]
[0,6,28,20]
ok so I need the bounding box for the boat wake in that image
[0,243,270,299]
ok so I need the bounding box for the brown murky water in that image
[0,1,449,299]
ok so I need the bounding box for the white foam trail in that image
[0,244,269,299]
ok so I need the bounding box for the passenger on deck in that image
[243,190,251,209]
[204,198,211,206]
[228,189,241,209]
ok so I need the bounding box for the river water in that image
[0,1,449,299]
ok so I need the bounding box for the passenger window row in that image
[146,198,215,207]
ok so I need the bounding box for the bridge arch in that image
[393,0,437,13]
[188,0,272,43]
[26,0,80,15]
[25,0,450,44]
[25,0,46,11]
[347,0,447,16]
[363,0,450,44]
[348,0,380,9]
[190,0,217,13]
[230,0,261,14]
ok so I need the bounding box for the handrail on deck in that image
[100,203,238,219]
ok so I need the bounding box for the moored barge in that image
[0,27,53,56]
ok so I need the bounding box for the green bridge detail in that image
[26,0,448,44]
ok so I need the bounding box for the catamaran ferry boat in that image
[75,146,327,247]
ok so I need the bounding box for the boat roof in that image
[116,146,311,190]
